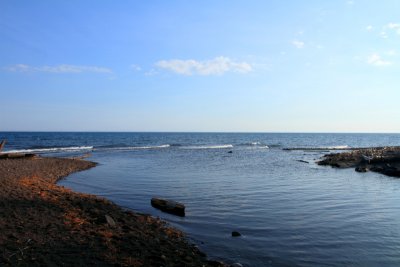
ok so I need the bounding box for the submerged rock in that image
[355,166,368,172]
[296,160,309,164]
[231,231,241,237]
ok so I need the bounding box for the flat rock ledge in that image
[317,146,400,178]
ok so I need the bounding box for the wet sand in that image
[0,156,226,266]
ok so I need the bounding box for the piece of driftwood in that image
[151,197,185,217]
[0,140,6,151]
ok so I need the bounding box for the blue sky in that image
[1,1,400,132]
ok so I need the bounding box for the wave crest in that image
[181,144,234,149]
[2,146,94,154]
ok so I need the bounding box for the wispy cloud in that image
[380,31,388,39]
[386,22,400,35]
[155,56,253,76]
[292,40,305,49]
[366,25,373,32]
[387,23,400,30]
[4,64,112,74]
[367,54,392,66]
[375,22,400,39]
[130,64,142,71]
[385,50,397,56]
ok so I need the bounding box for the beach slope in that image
[0,157,221,266]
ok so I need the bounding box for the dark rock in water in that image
[151,197,185,217]
[296,160,309,164]
[371,165,400,177]
[228,150,233,154]
[231,263,244,267]
[231,231,241,237]
[318,146,400,178]
[355,166,368,172]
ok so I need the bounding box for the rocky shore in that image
[318,146,400,177]
[0,156,227,266]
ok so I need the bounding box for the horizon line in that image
[1,131,400,134]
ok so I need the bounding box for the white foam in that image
[2,146,93,154]
[96,144,170,151]
[128,144,170,149]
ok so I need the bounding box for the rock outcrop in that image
[318,146,400,178]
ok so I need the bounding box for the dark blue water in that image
[2,132,400,266]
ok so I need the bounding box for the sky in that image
[1,0,400,132]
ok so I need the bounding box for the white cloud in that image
[4,64,112,73]
[130,64,141,71]
[144,69,158,76]
[382,23,400,37]
[386,50,397,56]
[155,56,253,76]
[366,25,373,31]
[347,0,355,5]
[387,23,400,29]
[367,54,392,66]
[380,31,388,39]
[292,40,305,49]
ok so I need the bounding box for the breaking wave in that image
[2,146,94,154]
[180,144,234,149]
[95,144,171,151]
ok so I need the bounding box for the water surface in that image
[2,132,400,266]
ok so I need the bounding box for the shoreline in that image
[0,156,226,266]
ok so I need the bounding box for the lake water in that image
[2,132,400,266]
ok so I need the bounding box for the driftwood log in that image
[151,198,185,217]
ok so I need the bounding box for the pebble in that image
[105,215,116,227]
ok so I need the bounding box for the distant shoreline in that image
[0,156,226,266]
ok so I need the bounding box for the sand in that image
[0,156,226,266]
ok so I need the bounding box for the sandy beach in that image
[0,156,225,266]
